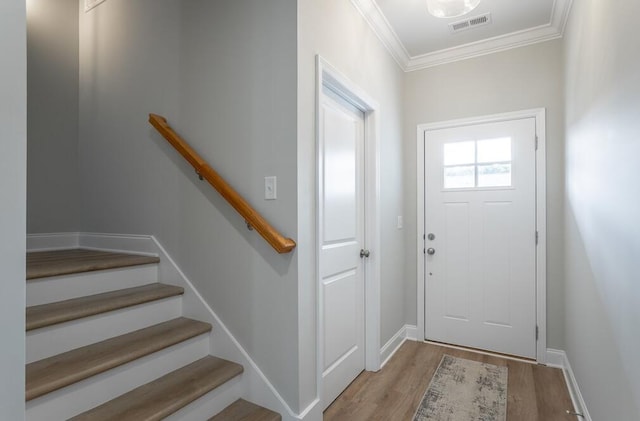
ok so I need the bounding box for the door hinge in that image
[535,231,539,245]
[535,135,539,150]
[536,325,539,341]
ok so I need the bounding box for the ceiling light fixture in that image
[427,0,482,19]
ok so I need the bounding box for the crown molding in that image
[349,0,411,69]
[351,0,573,72]
[405,20,563,71]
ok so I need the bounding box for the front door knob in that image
[426,248,436,255]
[360,249,370,258]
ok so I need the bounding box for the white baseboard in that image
[27,232,80,251]
[297,398,321,421]
[26,232,158,257]
[544,348,566,368]
[379,327,407,369]
[379,325,418,369]
[546,348,592,421]
[38,232,315,421]
[79,232,160,256]
[405,324,418,341]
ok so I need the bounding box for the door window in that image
[443,137,512,189]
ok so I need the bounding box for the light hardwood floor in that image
[324,341,575,421]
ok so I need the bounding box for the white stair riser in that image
[165,375,243,421]
[26,265,158,306]
[27,296,182,363]
[26,334,210,421]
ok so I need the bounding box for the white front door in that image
[424,118,537,359]
[319,86,366,409]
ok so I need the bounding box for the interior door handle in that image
[426,248,436,255]
[360,249,370,258]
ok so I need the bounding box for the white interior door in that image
[319,86,366,409]
[424,118,537,359]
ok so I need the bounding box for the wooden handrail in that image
[149,113,296,254]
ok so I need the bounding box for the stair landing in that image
[27,249,160,280]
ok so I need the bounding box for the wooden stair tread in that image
[70,356,244,421]
[26,283,184,331]
[209,399,281,421]
[26,317,211,401]
[27,249,160,280]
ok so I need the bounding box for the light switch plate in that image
[397,216,403,229]
[265,176,277,200]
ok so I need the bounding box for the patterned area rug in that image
[413,355,508,421]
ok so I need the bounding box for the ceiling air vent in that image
[449,12,492,33]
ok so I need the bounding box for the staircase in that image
[25,249,281,421]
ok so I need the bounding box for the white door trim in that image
[416,108,547,363]
[316,55,382,402]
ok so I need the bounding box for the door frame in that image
[315,55,382,404]
[416,108,548,363]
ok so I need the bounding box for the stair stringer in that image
[72,232,322,421]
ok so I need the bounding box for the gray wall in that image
[563,0,640,418]
[78,0,300,410]
[298,0,405,409]
[0,0,27,418]
[27,0,80,233]
[403,40,566,349]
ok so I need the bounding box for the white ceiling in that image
[351,0,573,71]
